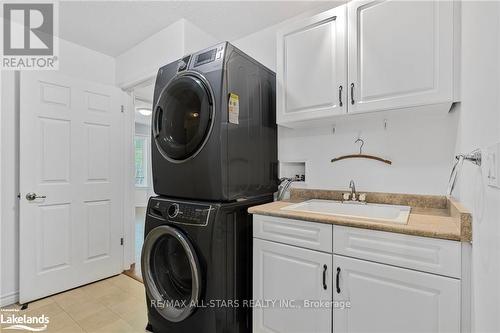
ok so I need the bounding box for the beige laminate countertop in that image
[248,189,472,242]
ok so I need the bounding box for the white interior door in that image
[19,71,127,304]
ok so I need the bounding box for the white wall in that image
[233,23,280,71]
[58,39,116,86]
[115,19,218,88]
[115,20,184,87]
[0,39,117,306]
[183,20,219,55]
[1,71,19,306]
[457,2,500,332]
[279,107,458,194]
[232,5,459,195]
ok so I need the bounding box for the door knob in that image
[26,192,46,201]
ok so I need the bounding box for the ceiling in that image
[59,1,332,57]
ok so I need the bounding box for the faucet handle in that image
[358,193,367,203]
[342,193,350,201]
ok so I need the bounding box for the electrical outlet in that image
[486,142,500,188]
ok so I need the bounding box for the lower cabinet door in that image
[333,255,460,333]
[253,238,332,333]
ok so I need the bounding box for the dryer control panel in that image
[149,198,213,226]
[177,55,191,72]
[189,42,226,73]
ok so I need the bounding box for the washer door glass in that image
[153,73,213,162]
[142,225,202,322]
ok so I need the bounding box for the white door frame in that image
[120,74,156,271]
[120,73,156,93]
[121,90,136,270]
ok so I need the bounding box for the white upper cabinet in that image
[276,0,458,126]
[347,0,455,113]
[277,6,347,126]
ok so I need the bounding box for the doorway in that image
[125,81,155,281]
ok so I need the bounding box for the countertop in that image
[248,189,472,242]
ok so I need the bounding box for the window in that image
[135,135,148,187]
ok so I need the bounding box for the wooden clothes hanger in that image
[330,138,392,165]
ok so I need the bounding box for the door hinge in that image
[120,237,124,246]
[120,105,124,113]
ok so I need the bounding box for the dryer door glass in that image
[142,225,202,322]
[153,73,213,162]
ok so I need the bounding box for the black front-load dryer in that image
[142,195,272,333]
[151,42,278,201]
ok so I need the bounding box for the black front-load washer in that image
[142,195,272,333]
[151,42,278,201]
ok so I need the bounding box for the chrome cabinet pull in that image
[322,265,328,290]
[338,85,343,107]
[336,267,341,293]
[350,83,355,105]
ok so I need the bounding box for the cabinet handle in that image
[322,265,328,290]
[350,83,355,105]
[336,267,341,294]
[338,85,343,107]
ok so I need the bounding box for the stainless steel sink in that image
[281,199,411,224]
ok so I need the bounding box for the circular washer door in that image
[141,225,202,322]
[153,72,214,163]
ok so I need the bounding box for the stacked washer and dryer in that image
[142,42,278,333]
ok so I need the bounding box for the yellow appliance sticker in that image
[228,93,239,125]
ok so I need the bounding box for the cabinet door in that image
[347,0,454,113]
[277,6,347,126]
[333,255,460,333]
[253,238,332,333]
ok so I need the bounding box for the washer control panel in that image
[149,198,213,226]
[167,203,179,218]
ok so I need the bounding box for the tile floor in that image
[1,274,148,332]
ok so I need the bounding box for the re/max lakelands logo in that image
[0,309,49,331]
[2,2,59,70]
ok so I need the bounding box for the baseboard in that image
[0,291,19,307]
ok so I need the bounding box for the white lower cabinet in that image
[253,238,332,333]
[332,255,461,333]
[252,215,462,333]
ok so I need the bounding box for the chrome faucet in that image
[344,180,366,203]
[349,180,357,201]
